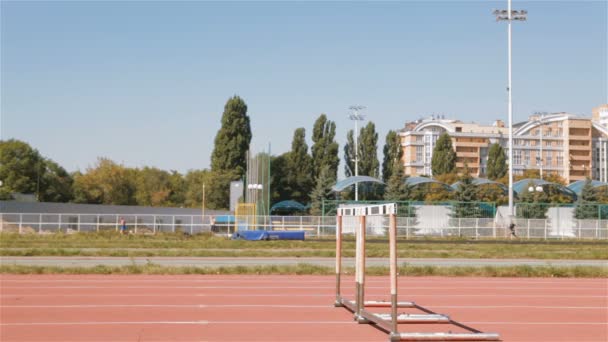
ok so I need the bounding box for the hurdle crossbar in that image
[334,203,501,342]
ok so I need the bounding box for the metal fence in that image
[1,212,607,240]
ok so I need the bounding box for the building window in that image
[546,151,552,166]
[524,150,530,165]
[416,146,423,162]
[557,152,563,165]
[514,150,522,165]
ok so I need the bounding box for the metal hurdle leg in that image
[389,213,399,341]
[334,214,343,307]
[356,215,368,323]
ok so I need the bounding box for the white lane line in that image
[1,304,605,309]
[0,304,330,308]
[2,285,604,290]
[0,321,354,326]
[464,322,608,325]
[1,321,605,327]
[1,293,605,298]
[2,279,605,284]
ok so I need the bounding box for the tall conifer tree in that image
[210,96,252,178]
[431,133,456,176]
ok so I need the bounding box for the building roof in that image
[405,177,453,191]
[332,176,384,192]
[513,178,577,200]
[270,200,306,213]
[451,178,508,192]
[567,180,608,196]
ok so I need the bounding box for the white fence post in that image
[544,220,547,240]
[77,214,81,232]
[115,215,119,232]
[153,215,156,234]
[58,214,62,233]
[96,215,100,233]
[134,215,138,234]
[39,214,42,233]
[190,215,193,235]
[19,213,23,234]
[172,216,175,233]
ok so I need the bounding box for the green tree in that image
[210,95,252,178]
[384,161,409,201]
[167,171,186,206]
[39,159,73,202]
[270,154,290,204]
[451,165,484,218]
[344,130,356,177]
[134,167,172,207]
[486,143,507,180]
[358,121,379,178]
[516,182,549,219]
[285,128,313,204]
[311,114,340,182]
[382,130,403,183]
[575,178,599,219]
[0,139,45,198]
[309,165,336,216]
[72,158,136,205]
[431,133,456,176]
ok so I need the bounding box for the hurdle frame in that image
[334,203,501,341]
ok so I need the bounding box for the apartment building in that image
[592,104,608,127]
[399,112,608,183]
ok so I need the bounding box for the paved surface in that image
[1,275,607,341]
[1,257,606,268]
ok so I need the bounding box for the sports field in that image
[1,274,606,342]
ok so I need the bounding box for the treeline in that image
[0,96,405,211]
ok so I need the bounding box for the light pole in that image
[493,2,527,220]
[349,105,366,201]
[534,112,545,180]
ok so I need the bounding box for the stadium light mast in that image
[493,1,527,220]
[349,105,366,201]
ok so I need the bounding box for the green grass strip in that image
[1,263,606,278]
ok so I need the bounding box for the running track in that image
[1,275,606,341]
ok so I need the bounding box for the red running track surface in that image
[1,275,606,341]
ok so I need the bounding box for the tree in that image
[210,95,252,178]
[358,121,379,178]
[311,114,339,182]
[134,167,172,207]
[72,158,136,205]
[270,154,290,204]
[285,128,313,204]
[575,178,599,219]
[516,182,549,219]
[486,143,507,180]
[0,139,45,198]
[39,159,73,202]
[382,130,403,183]
[451,164,484,218]
[383,160,416,217]
[309,165,336,216]
[344,130,355,177]
[431,133,456,176]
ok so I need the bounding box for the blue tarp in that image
[231,230,306,241]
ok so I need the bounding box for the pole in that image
[604,140,607,182]
[389,213,398,338]
[334,214,343,307]
[507,0,514,220]
[539,114,543,180]
[355,118,359,201]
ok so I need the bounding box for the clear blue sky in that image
[1,1,606,176]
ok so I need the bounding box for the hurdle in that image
[334,203,500,341]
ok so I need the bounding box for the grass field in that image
[2,232,607,259]
[2,263,606,277]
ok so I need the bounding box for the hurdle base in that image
[389,333,402,342]
[333,300,344,308]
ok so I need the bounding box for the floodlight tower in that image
[493,1,527,220]
[349,105,366,201]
